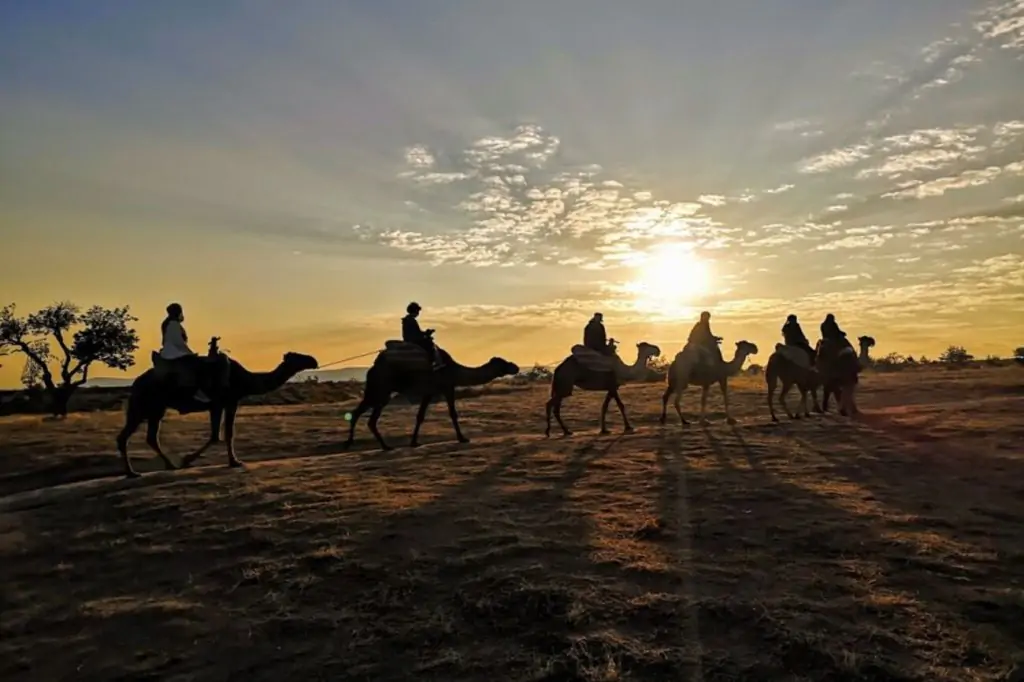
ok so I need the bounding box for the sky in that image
[2,0,1023,386]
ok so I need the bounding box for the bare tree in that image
[0,302,140,416]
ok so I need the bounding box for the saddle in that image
[381,340,440,371]
[150,351,231,389]
[775,343,813,369]
[681,342,721,368]
[570,344,617,373]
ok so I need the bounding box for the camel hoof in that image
[409,441,421,448]
[457,436,470,444]
[341,441,353,450]
[228,460,245,469]
[125,470,141,479]
[599,429,611,436]
[791,414,801,421]
[658,416,667,425]
[562,431,573,438]
[771,416,779,423]
[623,426,635,434]
[726,418,737,426]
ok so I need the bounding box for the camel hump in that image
[775,344,812,369]
[570,345,616,373]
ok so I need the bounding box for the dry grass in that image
[1,365,1023,681]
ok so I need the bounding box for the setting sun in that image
[621,243,712,318]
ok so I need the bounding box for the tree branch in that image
[15,340,55,389]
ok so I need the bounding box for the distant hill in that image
[80,366,369,388]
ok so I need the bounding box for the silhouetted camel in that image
[815,337,861,416]
[545,341,661,437]
[343,344,519,450]
[660,340,759,426]
[116,346,318,478]
[766,345,824,421]
[858,335,876,365]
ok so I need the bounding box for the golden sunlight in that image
[621,243,712,318]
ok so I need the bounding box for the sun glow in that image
[622,243,712,318]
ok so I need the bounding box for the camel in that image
[660,340,759,426]
[858,335,876,366]
[766,344,824,421]
[814,337,861,416]
[544,341,661,437]
[343,342,519,451]
[116,343,318,478]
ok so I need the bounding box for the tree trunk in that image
[47,384,76,417]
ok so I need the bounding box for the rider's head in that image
[825,313,835,322]
[166,302,183,321]
[700,310,711,321]
[406,302,422,316]
[786,314,797,323]
[593,312,603,322]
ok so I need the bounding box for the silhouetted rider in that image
[782,314,814,358]
[158,303,226,402]
[583,312,613,355]
[688,311,723,363]
[402,302,444,368]
[820,313,847,343]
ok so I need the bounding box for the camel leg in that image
[367,403,391,451]
[599,391,613,435]
[409,394,432,447]
[673,385,689,426]
[547,396,572,437]
[443,387,470,444]
[144,411,176,472]
[612,390,633,433]
[721,378,737,426]
[767,370,779,422]
[659,385,672,424]
[798,387,810,418]
[810,387,823,414]
[223,403,243,468]
[699,385,711,425]
[116,402,148,479]
[181,405,222,468]
[343,396,373,449]
[780,381,797,420]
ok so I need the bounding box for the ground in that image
[1,365,1023,681]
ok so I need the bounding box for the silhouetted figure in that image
[402,302,444,369]
[158,303,222,402]
[820,313,847,343]
[688,311,723,364]
[782,314,815,359]
[583,312,613,355]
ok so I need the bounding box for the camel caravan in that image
[114,301,870,479]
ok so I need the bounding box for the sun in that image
[622,243,712,318]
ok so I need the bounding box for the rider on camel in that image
[583,312,614,355]
[688,311,723,364]
[159,303,226,402]
[820,313,847,343]
[782,314,815,360]
[402,302,444,369]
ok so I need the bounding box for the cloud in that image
[974,0,1024,51]
[882,160,1024,200]
[798,144,874,174]
[384,124,736,267]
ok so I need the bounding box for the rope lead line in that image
[300,348,384,372]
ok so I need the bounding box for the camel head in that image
[858,335,875,349]
[484,357,520,378]
[735,340,759,359]
[636,342,661,365]
[281,352,319,373]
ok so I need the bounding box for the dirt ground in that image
[2,366,1023,681]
